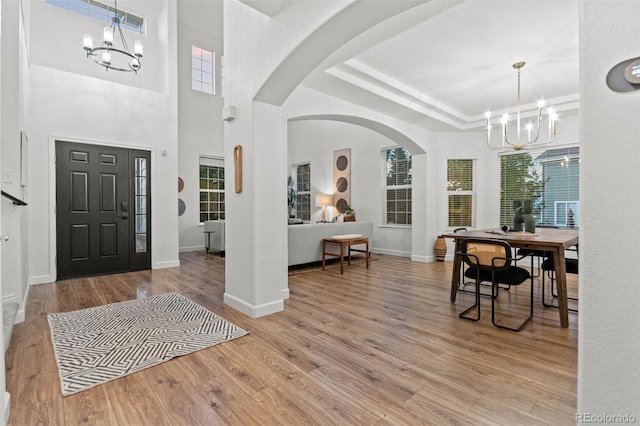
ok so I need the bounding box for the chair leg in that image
[542,269,578,312]
[492,262,534,332]
[459,276,481,322]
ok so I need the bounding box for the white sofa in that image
[288,222,373,266]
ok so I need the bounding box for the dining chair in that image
[457,238,534,331]
[541,245,579,312]
[454,228,502,299]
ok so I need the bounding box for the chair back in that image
[459,238,512,272]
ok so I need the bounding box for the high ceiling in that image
[229,0,580,132]
[300,0,580,132]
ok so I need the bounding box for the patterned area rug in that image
[48,292,248,396]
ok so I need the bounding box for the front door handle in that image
[121,213,129,219]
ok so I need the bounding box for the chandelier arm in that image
[484,61,557,151]
[87,47,139,72]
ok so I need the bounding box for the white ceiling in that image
[300,0,580,132]
[217,0,579,132]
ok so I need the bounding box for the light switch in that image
[2,169,13,183]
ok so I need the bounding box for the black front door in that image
[56,141,151,280]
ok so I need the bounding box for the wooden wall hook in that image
[234,145,242,193]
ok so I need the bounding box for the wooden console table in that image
[322,236,369,274]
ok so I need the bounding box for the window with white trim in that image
[293,163,311,221]
[500,146,579,228]
[192,46,214,94]
[46,0,145,34]
[447,159,476,228]
[199,156,224,222]
[383,147,412,225]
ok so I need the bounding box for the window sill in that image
[379,224,412,230]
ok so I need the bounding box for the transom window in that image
[383,147,412,225]
[46,0,145,35]
[192,46,214,95]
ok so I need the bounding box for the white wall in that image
[177,1,224,252]
[288,119,412,257]
[578,1,640,417]
[26,0,179,283]
[1,0,28,320]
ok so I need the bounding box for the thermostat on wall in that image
[607,56,640,92]
[624,58,640,84]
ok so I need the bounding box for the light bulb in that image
[103,26,114,45]
[83,33,93,50]
[102,50,111,65]
[134,40,143,57]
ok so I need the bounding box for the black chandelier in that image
[82,0,143,73]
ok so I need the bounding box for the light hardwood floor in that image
[6,252,578,425]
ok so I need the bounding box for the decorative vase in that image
[513,199,536,233]
[434,236,447,261]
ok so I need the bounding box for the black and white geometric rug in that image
[47,292,248,396]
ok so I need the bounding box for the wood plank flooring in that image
[5,252,578,425]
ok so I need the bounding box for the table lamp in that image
[315,194,333,223]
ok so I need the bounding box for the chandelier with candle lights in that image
[485,62,557,151]
[82,0,143,73]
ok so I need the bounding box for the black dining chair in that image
[541,246,579,312]
[454,228,501,299]
[457,238,534,331]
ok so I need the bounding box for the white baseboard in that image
[179,245,204,253]
[15,287,29,324]
[281,288,290,299]
[29,274,53,285]
[1,294,16,305]
[153,260,180,269]
[223,293,284,318]
[4,391,10,425]
[411,254,429,263]
[372,248,411,257]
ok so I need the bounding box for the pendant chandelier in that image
[82,0,143,73]
[485,62,557,151]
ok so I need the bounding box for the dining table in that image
[443,227,579,328]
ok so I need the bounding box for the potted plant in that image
[343,204,356,222]
[287,175,297,218]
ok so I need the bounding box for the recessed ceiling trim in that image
[326,60,580,131]
[326,66,468,129]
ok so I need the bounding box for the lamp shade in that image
[315,194,333,207]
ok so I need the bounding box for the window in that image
[192,46,214,94]
[384,147,412,225]
[447,159,475,228]
[220,55,225,98]
[500,147,579,228]
[293,163,311,221]
[199,157,224,222]
[46,0,145,35]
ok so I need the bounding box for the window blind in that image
[500,147,579,228]
[447,159,475,228]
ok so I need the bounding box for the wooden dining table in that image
[443,227,579,328]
